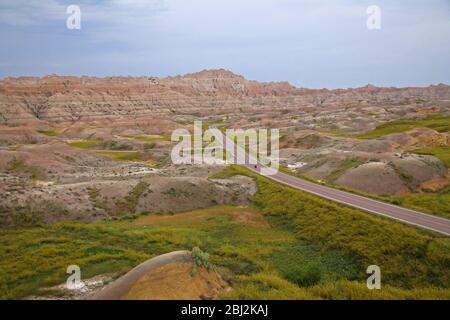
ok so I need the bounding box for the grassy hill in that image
[353,114,450,139]
[1,166,449,300]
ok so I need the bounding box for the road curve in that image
[209,129,450,236]
[245,164,450,236]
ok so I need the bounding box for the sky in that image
[0,0,449,88]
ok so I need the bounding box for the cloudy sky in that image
[0,0,449,88]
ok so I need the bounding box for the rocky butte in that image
[1,69,449,125]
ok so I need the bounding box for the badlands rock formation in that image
[0,69,449,225]
[1,69,449,128]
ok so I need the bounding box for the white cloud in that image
[0,0,449,87]
[0,0,66,26]
[0,0,165,27]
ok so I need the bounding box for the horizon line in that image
[1,68,449,91]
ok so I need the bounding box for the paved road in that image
[210,129,450,236]
[245,164,450,236]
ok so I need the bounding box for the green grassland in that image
[390,186,450,219]
[96,150,143,162]
[353,114,450,139]
[1,166,449,300]
[37,129,62,137]
[125,135,171,143]
[212,166,450,289]
[67,139,133,151]
[67,139,104,149]
[7,144,22,151]
[66,139,151,163]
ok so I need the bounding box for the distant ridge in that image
[0,69,449,124]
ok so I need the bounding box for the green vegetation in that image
[390,186,450,219]
[7,145,22,151]
[98,141,133,151]
[67,139,103,149]
[7,158,43,180]
[353,114,450,139]
[37,129,61,137]
[88,182,151,220]
[324,183,450,219]
[67,139,147,162]
[270,242,360,287]
[326,158,364,182]
[115,181,149,214]
[318,129,347,136]
[338,183,450,219]
[144,142,156,150]
[1,166,449,300]
[87,187,109,212]
[414,147,450,167]
[214,166,450,290]
[126,135,170,143]
[0,207,294,299]
[96,150,143,162]
[191,247,211,276]
[223,275,450,300]
[67,139,133,151]
[0,222,150,299]
[279,163,450,219]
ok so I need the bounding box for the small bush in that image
[283,262,323,287]
[144,143,156,150]
[191,247,211,276]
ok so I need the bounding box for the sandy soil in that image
[124,262,228,300]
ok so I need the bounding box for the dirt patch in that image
[26,274,114,300]
[420,177,449,192]
[123,262,228,300]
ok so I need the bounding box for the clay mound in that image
[384,128,450,148]
[335,162,409,195]
[60,126,114,141]
[0,174,257,227]
[351,139,394,153]
[334,153,448,195]
[383,133,417,148]
[390,155,448,188]
[0,126,51,146]
[124,262,226,300]
[0,142,111,175]
[90,251,229,300]
[56,117,177,140]
[281,130,334,149]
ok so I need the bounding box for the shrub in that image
[283,262,323,287]
[144,142,156,150]
[191,247,211,276]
